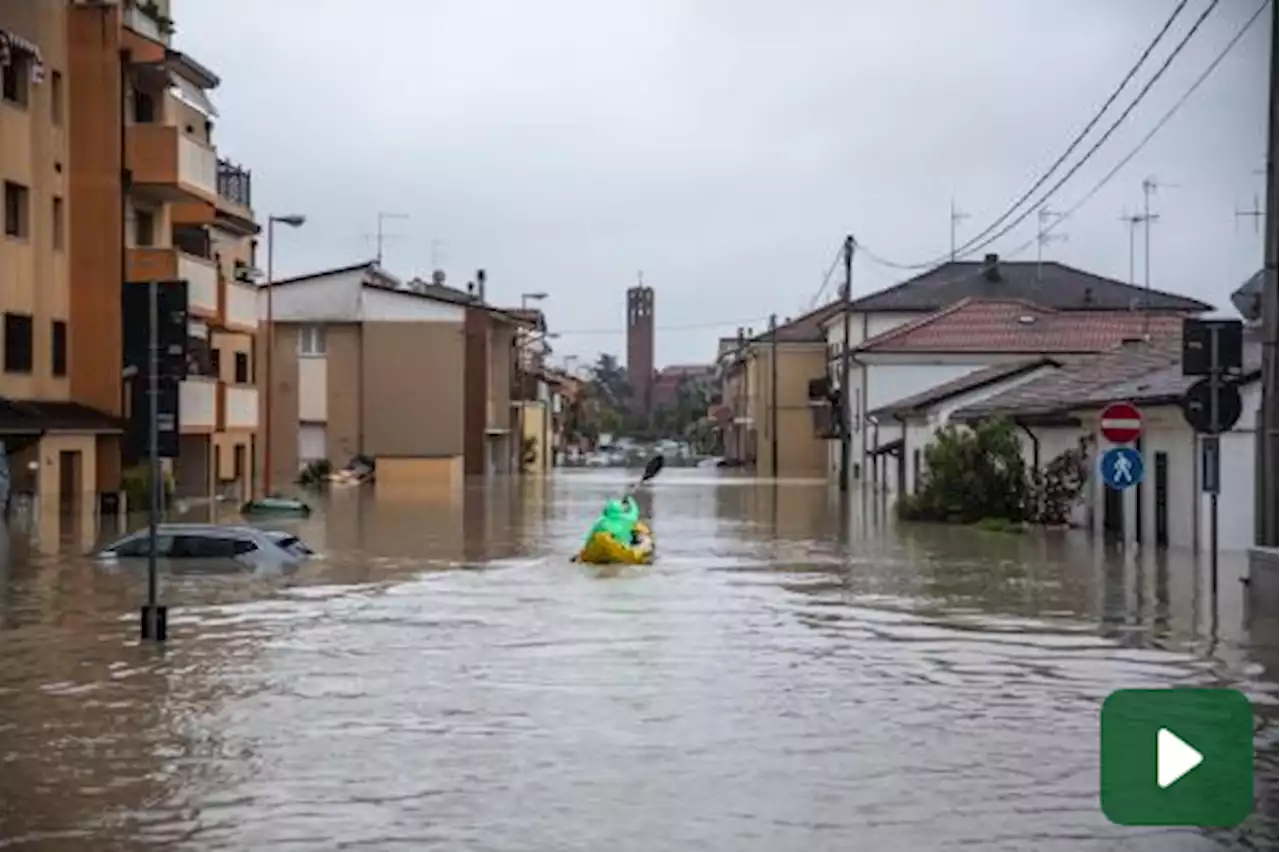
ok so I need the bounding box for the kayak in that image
[576,521,655,565]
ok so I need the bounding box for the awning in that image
[0,29,46,83]
[168,72,218,118]
[0,399,124,435]
[868,438,904,457]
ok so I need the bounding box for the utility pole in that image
[1120,210,1145,286]
[1256,0,1278,548]
[769,313,779,479]
[949,197,970,261]
[372,211,409,266]
[1035,206,1068,280]
[838,235,854,494]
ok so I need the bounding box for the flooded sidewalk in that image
[0,470,1275,851]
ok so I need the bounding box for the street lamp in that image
[263,213,306,496]
[521,292,548,309]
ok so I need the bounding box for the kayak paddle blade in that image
[641,454,665,483]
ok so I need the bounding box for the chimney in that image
[466,281,475,296]
[476,268,486,303]
[431,269,446,286]
[982,253,1000,282]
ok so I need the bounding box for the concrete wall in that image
[747,343,827,478]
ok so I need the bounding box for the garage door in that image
[298,424,327,465]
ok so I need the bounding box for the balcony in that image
[125,248,219,318]
[221,384,258,431]
[223,281,258,331]
[126,125,218,203]
[123,2,172,46]
[180,377,217,433]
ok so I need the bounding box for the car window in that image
[231,539,259,555]
[273,536,312,556]
[170,535,238,559]
[112,534,174,558]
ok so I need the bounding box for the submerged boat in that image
[576,521,655,565]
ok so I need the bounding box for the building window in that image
[4,181,29,238]
[52,197,64,250]
[1,56,29,107]
[50,70,63,125]
[298,325,326,356]
[134,208,155,247]
[133,87,156,123]
[4,313,34,374]
[210,347,221,378]
[234,351,250,383]
[51,320,67,377]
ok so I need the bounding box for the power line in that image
[1032,0,1266,242]
[861,0,1220,271]
[808,242,847,310]
[558,4,1264,346]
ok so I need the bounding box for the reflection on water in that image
[0,469,1275,851]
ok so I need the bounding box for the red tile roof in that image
[855,298,1186,354]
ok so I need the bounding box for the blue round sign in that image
[1100,446,1145,491]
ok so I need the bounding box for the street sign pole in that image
[141,280,167,643]
[1208,324,1221,601]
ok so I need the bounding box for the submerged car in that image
[95,523,315,573]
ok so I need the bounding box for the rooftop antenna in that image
[1236,167,1266,235]
[1035,206,1068,281]
[1140,176,1179,336]
[365,211,409,266]
[1120,209,1145,287]
[949,197,970,261]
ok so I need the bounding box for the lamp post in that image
[262,213,306,496]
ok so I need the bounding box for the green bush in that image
[896,418,1034,525]
[120,464,174,511]
[972,516,1027,534]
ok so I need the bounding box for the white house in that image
[1068,355,1263,553]
[818,253,1210,487]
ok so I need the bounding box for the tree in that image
[589,353,629,407]
[898,418,1034,525]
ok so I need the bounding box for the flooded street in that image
[0,469,1275,851]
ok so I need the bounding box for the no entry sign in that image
[1100,401,1143,444]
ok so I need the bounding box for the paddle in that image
[624,453,665,499]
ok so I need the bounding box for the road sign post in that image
[1180,318,1245,603]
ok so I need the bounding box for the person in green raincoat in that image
[583,496,640,548]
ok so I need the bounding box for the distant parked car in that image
[95,524,315,574]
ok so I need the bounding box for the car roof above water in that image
[111,524,273,542]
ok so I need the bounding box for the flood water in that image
[0,469,1276,851]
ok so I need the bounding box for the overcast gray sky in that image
[179,0,1270,367]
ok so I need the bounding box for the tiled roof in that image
[855,298,1187,354]
[0,399,123,433]
[1071,333,1263,408]
[749,301,840,345]
[845,255,1212,313]
[952,340,1182,420]
[866,357,1059,420]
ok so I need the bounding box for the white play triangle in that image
[1157,727,1204,789]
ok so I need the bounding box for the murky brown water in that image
[0,469,1275,851]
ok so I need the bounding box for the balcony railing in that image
[222,385,258,431]
[177,251,218,316]
[123,2,171,45]
[180,377,217,431]
[224,281,257,330]
[216,159,252,209]
[178,134,218,197]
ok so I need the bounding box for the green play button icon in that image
[1100,688,1254,827]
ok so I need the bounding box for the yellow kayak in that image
[576,521,655,565]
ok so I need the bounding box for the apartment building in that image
[68,0,260,501]
[1,3,123,511]
[259,262,523,491]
